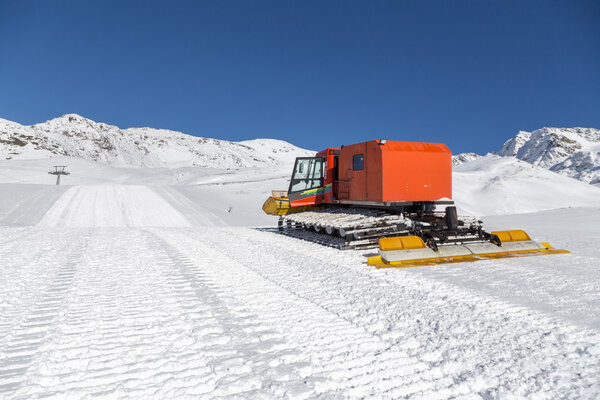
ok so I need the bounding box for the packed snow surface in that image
[0,154,599,398]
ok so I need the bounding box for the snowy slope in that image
[498,127,600,184]
[3,114,600,398]
[2,153,599,220]
[453,154,600,216]
[0,149,599,397]
[0,190,599,397]
[0,156,293,227]
[0,114,314,168]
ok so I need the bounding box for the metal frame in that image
[48,165,70,185]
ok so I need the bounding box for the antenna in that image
[48,165,70,185]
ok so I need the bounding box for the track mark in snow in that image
[3,229,317,399]
[411,253,600,330]
[171,227,600,399]
[0,233,88,396]
[0,228,86,346]
[37,185,191,227]
[153,228,440,398]
[3,222,599,397]
[144,231,318,398]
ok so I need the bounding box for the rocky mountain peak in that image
[498,127,600,184]
[452,152,482,166]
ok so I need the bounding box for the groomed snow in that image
[1,156,599,398]
[37,185,192,228]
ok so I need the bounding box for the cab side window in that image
[353,154,364,171]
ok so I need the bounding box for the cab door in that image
[287,157,325,206]
[347,142,367,201]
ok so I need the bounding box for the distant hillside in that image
[2,116,598,185]
[0,114,314,168]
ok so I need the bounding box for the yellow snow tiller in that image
[368,230,570,268]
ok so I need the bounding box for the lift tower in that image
[48,166,70,185]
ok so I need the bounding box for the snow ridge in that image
[0,114,314,168]
[498,127,600,184]
[452,152,482,166]
[3,115,599,184]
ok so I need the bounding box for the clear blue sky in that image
[1,1,598,154]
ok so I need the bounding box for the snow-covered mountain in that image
[452,152,482,166]
[0,114,314,168]
[498,127,600,184]
[3,115,599,187]
[453,154,600,215]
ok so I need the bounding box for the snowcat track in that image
[273,207,495,251]
[278,228,350,249]
[275,207,418,250]
[277,227,401,250]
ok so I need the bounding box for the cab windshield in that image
[289,157,324,192]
